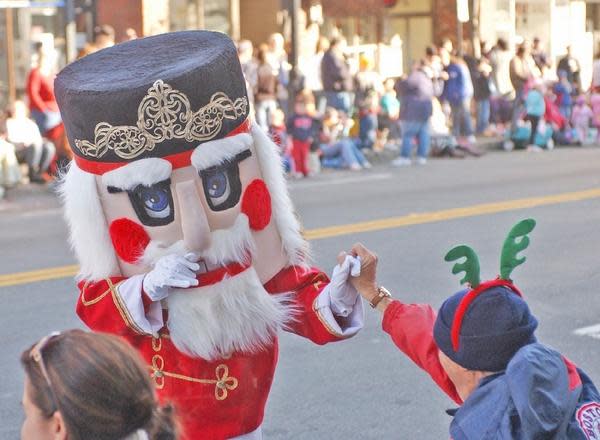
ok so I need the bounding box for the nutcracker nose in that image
[176,180,211,253]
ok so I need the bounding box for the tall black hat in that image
[55,31,250,175]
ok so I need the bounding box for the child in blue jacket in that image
[524,80,546,148]
[350,219,600,440]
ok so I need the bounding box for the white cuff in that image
[314,287,364,338]
[117,274,164,337]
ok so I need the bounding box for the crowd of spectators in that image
[237,33,600,179]
[2,29,600,198]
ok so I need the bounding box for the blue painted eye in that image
[206,172,228,199]
[139,187,171,219]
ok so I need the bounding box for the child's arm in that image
[382,300,462,404]
[349,243,462,405]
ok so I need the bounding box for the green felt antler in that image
[445,245,481,288]
[500,218,536,280]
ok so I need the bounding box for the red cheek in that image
[241,179,272,231]
[109,218,151,264]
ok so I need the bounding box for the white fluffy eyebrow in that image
[102,158,172,190]
[191,133,253,171]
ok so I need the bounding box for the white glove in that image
[328,255,361,317]
[142,253,200,302]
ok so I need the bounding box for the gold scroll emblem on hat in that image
[74,80,248,160]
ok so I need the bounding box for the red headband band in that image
[450,278,523,351]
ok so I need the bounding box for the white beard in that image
[166,266,292,360]
[141,215,291,360]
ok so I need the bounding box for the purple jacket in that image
[396,69,433,122]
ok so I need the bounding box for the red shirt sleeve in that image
[264,265,348,345]
[26,69,48,112]
[382,300,462,404]
[76,277,147,337]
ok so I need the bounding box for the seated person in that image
[319,107,371,170]
[21,329,178,440]
[348,219,600,439]
[0,117,21,198]
[6,100,55,183]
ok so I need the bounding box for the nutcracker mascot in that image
[56,31,363,440]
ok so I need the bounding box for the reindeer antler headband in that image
[444,219,536,351]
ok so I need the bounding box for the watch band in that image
[369,286,391,308]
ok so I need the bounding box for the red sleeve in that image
[76,277,147,337]
[264,265,347,345]
[382,300,462,404]
[26,69,47,112]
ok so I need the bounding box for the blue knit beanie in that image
[433,285,538,372]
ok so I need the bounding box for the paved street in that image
[2,147,600,439]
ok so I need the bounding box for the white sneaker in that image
[467,135,477,144]
[362,161,372,169]
[392,157,412,167]
[527,144,543,152]
[416,157,427,165]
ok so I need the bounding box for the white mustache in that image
[140,215,256,269]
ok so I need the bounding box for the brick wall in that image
[432,0,471,47]
[96,0,143,41]
[240,0,280,46]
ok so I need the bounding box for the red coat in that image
[76,266,348,440]
[26,67,59,113]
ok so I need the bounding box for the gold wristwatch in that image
[369,286,392,308]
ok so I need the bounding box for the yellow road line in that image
[0,265,79,288]
[304,187,600,240]
[3,187,600,288]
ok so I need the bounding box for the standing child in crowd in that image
[287,90,318,177]
[554,70,573,120]
[571,95,593,144]
[269,108,294,174]
[524,80,546,149]
[379,78,401,147]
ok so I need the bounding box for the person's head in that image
[433,285,538,401]
[425,45,436,59]
[441,38,453,54]
[532,78,545,93]
[123,28,138,42]
[329,37,347,54]
[323,106,339,124]
[433,219,538,402]
[383,78,396,93]
[576,94,587,106]
[316,36,330,54]
[33,42,55,70]
[533,37,540,49]
[20,329,178,440]
[558,69,568,82]
[566,45,572,56]
[496,38,508,52]
[516,44,526,58]
[93,25,115,49]
[6,100,28,119]
[268,33,284,53]
[237,39,254,62]
[294,89,315,115]
[359,53,374,72]
[257,43,269,65]
[270,108,285,127]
